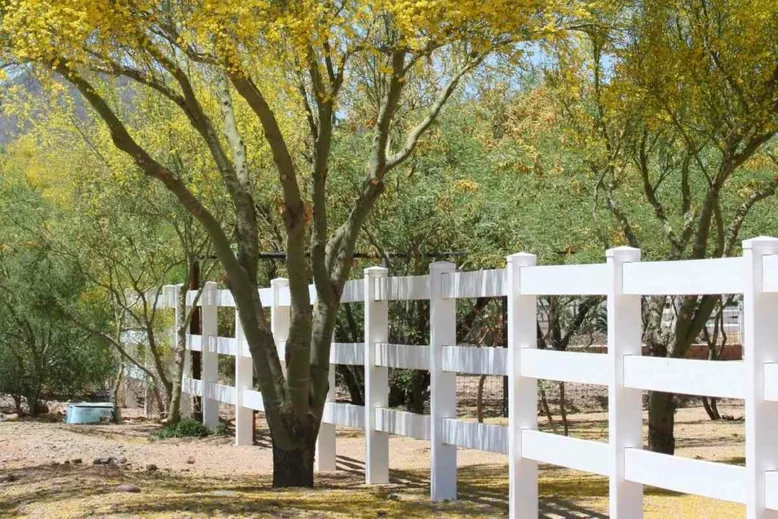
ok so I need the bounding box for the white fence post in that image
[234,308,254,446]
[316,361,337,472]
[607,246,643,518]
[271,278,290,371]
[364,266,389,484]
[201,281,220,430]
[430,261,457,501]
[743,237,778,519]
[507,252,538,518]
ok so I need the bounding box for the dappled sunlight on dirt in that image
[0,405,747,517]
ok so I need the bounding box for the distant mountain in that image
[0,71,127,146]
[0,72,46,145]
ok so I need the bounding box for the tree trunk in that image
[112,365,123,424]
[539,385,558,434]
[168,354,185,425]
[710,397,720,419]
[26,393,41,417]
[337,365,364,406]
[271,435,316,488]
[168,291,189,425]
[559,382,569,436]
[702,396,721,421]
[476,375,486,423]
[702,331,722,421]
[148,378,166,419]
[405,370,427,414]
[12,394,23,415]
[648,391,676,454]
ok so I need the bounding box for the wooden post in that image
[234,307,254,446]
[743,237,778,519]
[429,261,457,501]
[201,281,219,431]
[607,246,643,518]
[507,252,538,518]
[364,266,389,484]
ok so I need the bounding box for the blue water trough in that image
[65,402,119,424]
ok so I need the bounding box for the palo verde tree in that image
[549,0,778,453]
[0,0,567,485]
[0,81,219,420]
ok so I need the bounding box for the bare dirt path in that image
[0,405,747,518]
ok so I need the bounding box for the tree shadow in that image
[2,450,705,518]
[331,456,613,518]
[0,461,505,517]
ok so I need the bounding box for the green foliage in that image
[154,418,211,439]
[0,168,116,413]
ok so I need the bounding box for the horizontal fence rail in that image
[442,269,507,299]
[158,236,778,518]
[441,419,508,454]
[622,257,745,295]
[623,356,746,399]
[376,409,430,441]
[520,349,609,385]
[624,449,747,504]
[441,345,508,376]
[376,275,430,301]
[521,430,610,477]
[374,343,430,370]
[519,263,609,295]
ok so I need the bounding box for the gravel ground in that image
[0,420,509,477]
[0,403,747,518]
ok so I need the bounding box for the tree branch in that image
[54,63,284,411]
[385,56,482,171]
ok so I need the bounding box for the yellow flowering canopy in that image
[0,0,563,74]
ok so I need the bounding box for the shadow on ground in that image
[0,454,627,518]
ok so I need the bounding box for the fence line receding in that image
[156,237,778,519]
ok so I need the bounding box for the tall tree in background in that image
[0,0,563,485]
[550,0,778,453]
[0,89,217,421]
[0,163,116,415]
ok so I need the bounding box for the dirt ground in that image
[0,404,746,518]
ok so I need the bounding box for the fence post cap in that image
[606,246,641,260]
[270,277,289,287]
[429,261,455,272]
[162,284,178,295]
[743,236,778,251]
[364,266,388,276]
[506,252,536,265]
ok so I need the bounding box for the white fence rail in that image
[159,237,778,518]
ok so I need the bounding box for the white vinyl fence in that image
[159,237,778,519]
